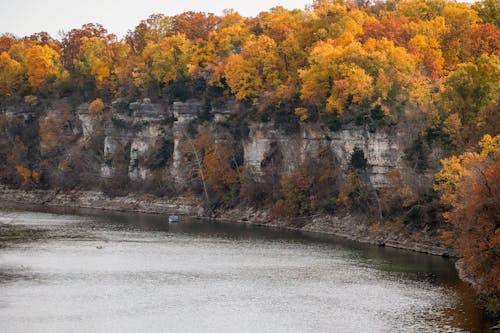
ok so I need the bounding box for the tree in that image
[211,10,250,58]
[0,111,43,187]
[299,37,414,117]
[434,134,500,314]
[171,11,220,41]
[441,2,481,68]
[25,44,64,93]
[466,24,500,59]
[15,165,40,187]
[395,0,446,20]
[0,33,17,53]
[272,147,339,218]
[103,144,131,197]
[60,23,109,69]
[408,34,444,79]
[141,34,191,89]
[193,127,239,204]
[472,0,500,28]
[113,44,143,97]
[327,64,374,113]
[74,36,113,92]
[224,35,285,102]
[26,31,61,52]
[254,6,303,44]
[125,15,172,56]
[441,54,500,147]
[88,98,105,114]
[7,39,36,64]
[125,22,149,55]
[361,16,410,47]
[39,109,71,153]
[144,14,171,42]
[0,52,24,97]
[351,146,368,169]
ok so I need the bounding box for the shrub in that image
[88,98,105,114]
[143,139,174,170]
[351,147,367,169]
[271,147,340,218]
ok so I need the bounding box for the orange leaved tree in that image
[434,134,500,313]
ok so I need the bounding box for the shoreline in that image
[0,187,454,257]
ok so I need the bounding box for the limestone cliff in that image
[74,98,442,192]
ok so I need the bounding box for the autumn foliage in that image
[0,52,23,97]
[435,134,500,312]
[0,0,496,129]
[88,98,104,114]
[26,45,65,93]
[272,147,339,219]
[15,165,40,187]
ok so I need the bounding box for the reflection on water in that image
[0,206,489,332]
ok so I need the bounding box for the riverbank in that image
[0,187,453,257]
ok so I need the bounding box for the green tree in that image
[441,54,500,147]
[472,0,500,28]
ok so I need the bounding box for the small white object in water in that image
[168,215,179,223]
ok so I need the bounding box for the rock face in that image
[243,122,411,189]
[76,103,94,140]
[130,98,164,118]
[171,100,200,182]
[66,98,440,191]
[101,99,169,180]
[328,125,403,188]
[172,98,200,116]
[128,123,164,181]
[244,124,278,172]
[1,97,440,192]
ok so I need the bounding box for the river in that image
[0,207,489,332]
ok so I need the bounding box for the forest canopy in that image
[0,0,498,151]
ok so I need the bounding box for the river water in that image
[0,207,489,332]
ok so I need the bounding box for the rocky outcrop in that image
[242,122,432,189]
[76,103,94,140]
[98,99,170,180]
[329,126,400,187]
[72,97,442,191]
[128,123,165,181]
[171,100,200,182]
[130,98,164,118]
[3,97,442,196]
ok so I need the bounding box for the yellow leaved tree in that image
[0,51,24,96]
[26,44,64,93]
[225,35,285,103]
